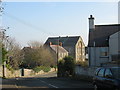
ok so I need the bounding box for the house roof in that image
[44,36,81,47]
[50,45,68,53]
[22,47,31,51]
[88,24,120,47]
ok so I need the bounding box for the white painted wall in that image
[88,47,109,67]
[109,31,119,55]
[109,31,120,61]
[75,66,97,77]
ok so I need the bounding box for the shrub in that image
[42,66,51,72]
[58,60,65,77]
[58,56,75,77]
[64,56,75,76]
[6,64,14,73]
[33,66,51,73]
[76,61,88,67]
[33,66,42,73]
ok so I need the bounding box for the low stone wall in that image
[2,68,56,78]
[5,69,21,78]
[0,66,2,77]
[75,66,97,77]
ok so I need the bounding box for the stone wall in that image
[1,67,56,78]
[0,66,2,77]
[75,66,97,77]
[5,69,21,78]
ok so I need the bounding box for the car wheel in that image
[94,84,98,90]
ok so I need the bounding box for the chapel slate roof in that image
[44,36,81,47]
[88,24,120,47]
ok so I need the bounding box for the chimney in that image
[59,42,62,46]
[49,42,52,45]
[88,15,95,32]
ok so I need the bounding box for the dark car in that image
[93,67,120,90]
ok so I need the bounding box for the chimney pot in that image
[90,15,92,18]
[59,42,62,46]
[89,15,94,19]
[50,42,52,45]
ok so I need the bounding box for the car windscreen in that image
[111,68,120,79]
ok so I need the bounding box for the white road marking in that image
[40,80,58,88]
[15,78,19,88]
[40,80,46,83]
[48,84,58,88]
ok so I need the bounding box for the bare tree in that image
[0,30,22,70]
[6,37,23,70]
[27,40,43,48]
[21,41,56,68]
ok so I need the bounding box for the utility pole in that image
[1,29,8,78]
[57,36,60,77]
[0,0,4,78]
[0,0,9,78]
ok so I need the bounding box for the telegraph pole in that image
[57,36,60,77]
[1,29,7,78]
[0,0,9,78]
[0,0,3,78]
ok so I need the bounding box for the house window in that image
[100,48,108,57]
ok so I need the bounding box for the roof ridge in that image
[48,36,80,38]
[95,24,120,26]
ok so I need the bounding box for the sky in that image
[1,1,119,47]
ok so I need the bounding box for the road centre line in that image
[15,79,19,89]
[40,80,58,88]
[48,84,58,88]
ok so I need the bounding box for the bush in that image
[33,66,51,73]
[58,60,65,77]
[64,56,75,76]
[76,61,88,67]
[33,66,42,73]
[58,56,75,77]
[6,64,14,73]
[42,66,51,72]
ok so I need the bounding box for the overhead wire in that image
[3,11,57,36]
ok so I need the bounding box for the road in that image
[1,72,93,89]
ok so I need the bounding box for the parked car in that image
[93,67,120,90]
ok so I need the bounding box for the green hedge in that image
[33,66,51,73]
[58,56,75,77]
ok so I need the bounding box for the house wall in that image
[109,31,119,54]
[64,37,85,62]
[58,52,68,60]
[64,46,75,58]
[75,38,85,62]
[88,47,109,67]
[48,45,68,61]
[75,66,97,77]
[109,31,120,61]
